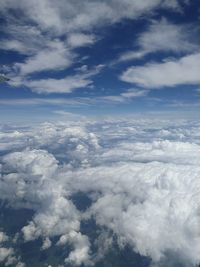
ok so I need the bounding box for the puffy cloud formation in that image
[57,231,91,266]
[120,53,200,88]
[1,119,200,266]
[0,247,14,264]
[0,232,8,243]
[0,231,25,266]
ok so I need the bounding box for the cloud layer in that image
[1,118,200,266]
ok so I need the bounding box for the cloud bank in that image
[1,118,200,266]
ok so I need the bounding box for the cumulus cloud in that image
[0,247,14,264]
[0,231,24,266]
[2,148,88,264]
[58,231,91,266]
[0,121,101,265]
[1,119,200,266]
[120,53,200,88]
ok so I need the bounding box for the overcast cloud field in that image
[1,0,200,267]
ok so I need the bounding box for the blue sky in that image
[0,0,200,122]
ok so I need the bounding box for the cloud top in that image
[1,119,200,266]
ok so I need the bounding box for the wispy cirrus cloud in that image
[117,19,199,63]
[67,33,96,48]
[0,88,147,105]
[8,64,104,94]
[100,89,148,103]
[14,41,75,76]
[0,0,185,34]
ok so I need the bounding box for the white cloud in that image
[2,148,88,265]
[120,53,200,88]
[120,89,148,98]
[0,231,23,266]
[0,232,8,243]
[68,33,96,48]
[1,119,200,266]
[8,64,103,94]
[15,41,74,76]
[0,89,147,106]
[0,98,70,106]
[0,0,185,94]
[137,19,195,54]
[0,0,183,34]
[0,24,50,55]
[58,231,91,266]
[25,75,92,94]
[100,89,148,103]
[0,247,14,263]
[0,122,101,265]
[67,148,200,266]
[117,19,197,62]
